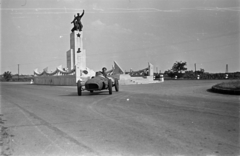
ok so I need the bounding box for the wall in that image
[34,74,156,86]
[34,75,76,86]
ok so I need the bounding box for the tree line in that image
[1,71,33,82]
[154,61,240,80]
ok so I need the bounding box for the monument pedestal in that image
[148,62,154,76]
[66,49,73,70]
[66,30,87,82]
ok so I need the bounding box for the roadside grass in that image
[214,80,240,91]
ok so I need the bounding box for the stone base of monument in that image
[117,74,162,85]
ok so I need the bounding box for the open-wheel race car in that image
[77,72,119,96]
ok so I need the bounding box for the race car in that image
[77,72,119,96]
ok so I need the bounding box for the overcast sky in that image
[1,0,239,75]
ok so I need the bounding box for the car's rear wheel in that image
[77,80,82,96]
[108,79,112,95]
[114,79,119,92]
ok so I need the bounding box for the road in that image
[1,80,239,156]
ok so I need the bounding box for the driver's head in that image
[102,67,107,72]
[77,13,80,16]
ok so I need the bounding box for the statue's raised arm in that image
[80,10,84,18]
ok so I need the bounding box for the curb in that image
[211,85,240,95]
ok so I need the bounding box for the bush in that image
[183,71,240,80]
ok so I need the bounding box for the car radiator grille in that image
[86,84,99,90]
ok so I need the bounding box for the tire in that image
[108,79,112,95]
[90,90,93,93]
[114,79,119,92]
[77,80,82,96]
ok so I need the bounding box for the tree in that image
[183,70,195,79]
[196,68,205,75]
[3,71,12,81]
[164,70,175,78]
[200,68,204,73]
[171,61,187,73]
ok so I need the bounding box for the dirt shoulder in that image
[0,114,14,156]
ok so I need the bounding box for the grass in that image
[214,80,240,91]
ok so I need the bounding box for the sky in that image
[1,0,240,75]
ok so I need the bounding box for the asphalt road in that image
[1,80,239,156]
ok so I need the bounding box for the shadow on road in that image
[206,88,216,94]
[60,91,113,97]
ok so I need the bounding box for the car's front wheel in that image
[108,79,112,95]
[114,79,119,92]
[77,80,82,96]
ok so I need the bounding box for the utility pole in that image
[194,63,196,75]
[18,64,19,81]
[226,64,228,73]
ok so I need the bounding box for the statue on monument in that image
[71,10,84,32]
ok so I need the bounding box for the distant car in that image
[77,72,119,96]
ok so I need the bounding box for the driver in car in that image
[102,67,108,78]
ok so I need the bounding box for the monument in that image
[67,11,88,82]
[34,10,160,85]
